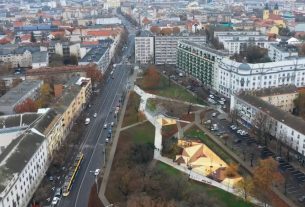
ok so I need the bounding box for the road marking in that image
[74,67,128,207]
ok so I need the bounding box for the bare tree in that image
[251,111,274,146]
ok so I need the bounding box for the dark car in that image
[234,139,242,144]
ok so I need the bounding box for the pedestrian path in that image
[99,82,297,207]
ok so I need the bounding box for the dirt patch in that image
[122,91,142,127]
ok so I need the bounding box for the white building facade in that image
[216,58,305,97]
[0,131,48,207]
[268,43,299,62]
[230,93,305,155]
[154,35,206,65]
[135,35,154,64]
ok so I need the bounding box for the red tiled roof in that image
[51,31,65,37]
[52,20,62,26]
[13,21,24,27]
[0,38,11,44]
[269,14,282,21]
[21,34,31,41]
[87,30,117,37]
[81,41,99,45]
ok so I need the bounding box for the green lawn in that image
[184,127,234,164]
[138,73,204,104]
[146,98,157,112]
[157,162,254,207]
[124,122,155,144]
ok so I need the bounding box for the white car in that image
[209,94,214,99]
[212,112,217,117]
[104,124,107,129]
[105,138,109,143]
[111,122,114,127]
[93,113,97,118]
[51,197,60,205]
[220,97,226,102]
[94,169,100,176]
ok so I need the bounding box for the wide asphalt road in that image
[58,64,130,207]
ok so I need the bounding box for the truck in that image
[85,118,91,125]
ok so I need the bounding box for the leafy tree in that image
[142,65,160,89]
[14,98,38,113]
[129,143,154,164]
[49,54,64,67]
[294,92,305,118]
[150,26,161,34]
[30,31,36,43]
[86,66,103,83]
[235,177,254,201]
[36,83,53,107]
[160,28,173,36]
[172,27,180,34]
[224,163,239,178]
[252,158,284,205]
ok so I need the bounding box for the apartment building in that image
[0,49,32,68]
[0,130,48,207]
[214,32,272,55]
[268,42,299,62]
[54,77,92,135]
[78,45,110,73]
[223,39,274,55]
[217,58,305,97]
[154,34,206,65]
[0,80,43,115]
[135,31,154,64]
[176,40,228,89]
[230,92,305,155]
[252,85,298,112]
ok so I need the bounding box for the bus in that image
[62,153,84,197]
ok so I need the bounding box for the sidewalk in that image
[98,70,138,206]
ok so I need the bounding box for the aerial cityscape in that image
[0,0,305,207]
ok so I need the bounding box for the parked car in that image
[111,122,114,127]
[234,139,242,144]
[212,112,217,117]
[51,197,60,206]
[104,124,107,129]
[54,188,62,198]
[85,118,90,125]
[93,113,97,118]
[298,195,305,202]
[94,169,100,176]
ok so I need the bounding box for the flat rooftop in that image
[237,92,305,135]
[0,130,45,194]
[0,113,40,129]
[79,45,108,63]
[252,85,298,97]
[180,40,229,56]
[270,43,299,53]
[0,80,43,106]
[53,77,90,114]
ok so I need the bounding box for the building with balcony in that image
[176,40,228,88]
[135,31,154,64]
[154,34,206,65]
